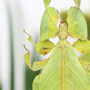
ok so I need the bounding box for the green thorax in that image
[57,40,71,48]
[58,21,68,40]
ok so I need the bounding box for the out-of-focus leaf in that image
[67,7,88,39]
[25,65,40,90]
[36,40,55,55]
[74,0,81,7]
[40,7,59,41]
[73,39,90,54]
[0,84,2,90]
[43,0,51,8]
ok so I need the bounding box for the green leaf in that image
[35,40,55,55]
[67,7,88,40]
[43,0,51,8]
[74,0,81,7]
[73,39,90,54]
[37,41,88,90]
[40,7,59,41]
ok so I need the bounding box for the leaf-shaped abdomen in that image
[39,42,88,90]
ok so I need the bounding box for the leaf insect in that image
[24,0,90,89]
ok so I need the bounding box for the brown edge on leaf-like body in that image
[24,44,30,53]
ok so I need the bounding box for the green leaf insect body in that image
[24,0,90,90]
[74,0,81,7]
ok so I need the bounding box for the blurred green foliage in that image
[0,84,2,90]
[5,2,14,90]
[7,6,14,90]
[25,66,40,90]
